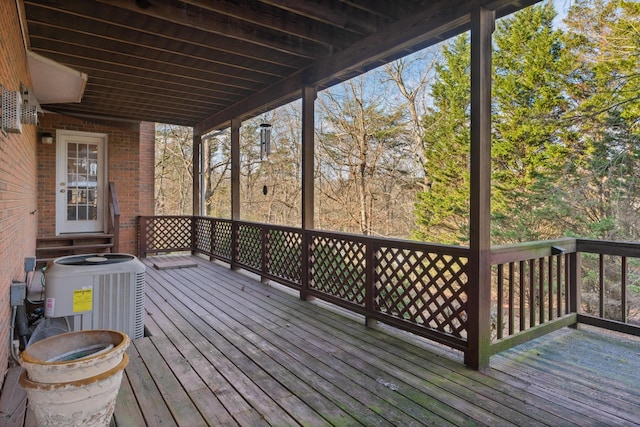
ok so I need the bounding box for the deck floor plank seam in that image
[143,291,273,426]
[124,339,178,426]
[144,290,293,426]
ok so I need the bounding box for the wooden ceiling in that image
[21,0,538,134]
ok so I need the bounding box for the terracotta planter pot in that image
[18,330,131,427]
[19,353,129,427]
[20,330,130,383]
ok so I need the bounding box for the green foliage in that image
[562,0,640,240]
[414,0,640,245]
[414,35,471,244]
[491,3,572,243]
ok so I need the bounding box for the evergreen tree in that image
[415,3,572,245]
[491,2,572,243]
[563,0,640,240]
[413,35,471,244]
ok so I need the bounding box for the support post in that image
[466,7,495,370]
[231,118,241,270]
[568,251,581,328]
[192,134,201,216]
[301,86,317,300]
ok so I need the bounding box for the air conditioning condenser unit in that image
[44,254,145,339]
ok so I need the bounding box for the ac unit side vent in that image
[134,272,145,339]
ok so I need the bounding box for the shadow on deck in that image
[3,254,639,426]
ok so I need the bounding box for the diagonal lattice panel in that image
[237,223,262,270]
[310,235,366,306]
[144,217,192,251]
[212,220,233,261]
[194,217,212,254]
[267,229,302,286]
[375,246,469,338]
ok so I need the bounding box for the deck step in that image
[36,234,115,266]
[36,233,114,242]
[37,243,113,252]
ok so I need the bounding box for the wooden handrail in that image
[108,181,121,253]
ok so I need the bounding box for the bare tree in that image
[155,124,193,215]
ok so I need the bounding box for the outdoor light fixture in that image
[40,132,53,144]
[260,122,271,161]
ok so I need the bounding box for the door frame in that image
[55,129,109,235]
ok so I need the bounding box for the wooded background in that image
[155,0,639,247]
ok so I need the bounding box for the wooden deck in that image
[3,255,640,426]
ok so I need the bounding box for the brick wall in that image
[38,115,155,255]
[0,2,38,383]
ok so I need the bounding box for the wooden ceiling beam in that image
[27,21,290,80]
[195,0,541,134]
[259,0,387,34]
[339,0,423,20]
[180,0,364,43]
[90,0,330,58]
[24,1,311,67]
[30,36,275,89]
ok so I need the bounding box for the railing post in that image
[365,241,376,327]
[138,216,147,258]
[621,256,628,323]
[231,118,241,271]
[568,251,581,328]
[231,221,239,271]
[190,216,196,255]
[209,217,216,262]
[301,230,310,300]
[261,225,270,284]
[300,86,316,301]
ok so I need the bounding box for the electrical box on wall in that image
[1,86,23,134]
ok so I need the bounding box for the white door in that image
[56,130,108,234]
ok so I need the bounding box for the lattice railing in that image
[237,222,262,270]
[212,219,233,261]
[310,234,367,306]
[139,218,640,359]
[193,217,212,254]
[138,216,470,350]
[266,228,302,287]
[139,216,192,256]
[375,244,468,338]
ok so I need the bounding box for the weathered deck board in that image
[120,255,640,426]
[3,254,639,427]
